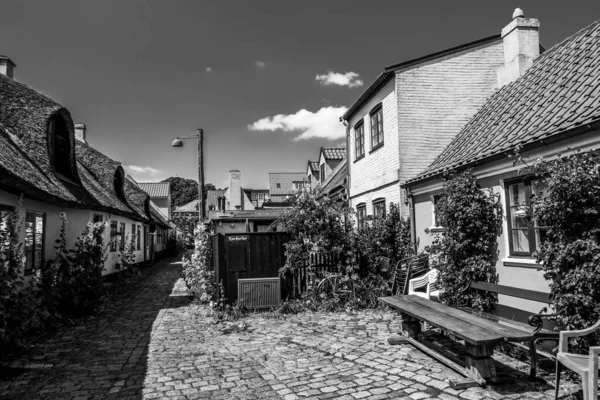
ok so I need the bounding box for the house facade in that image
[0,58,169,275]
[341,30,508,227]
[404,14,600,320]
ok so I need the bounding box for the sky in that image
[1,1,599,190]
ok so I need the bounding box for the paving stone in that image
[0,258,584,400]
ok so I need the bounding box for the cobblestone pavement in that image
[0,260,583,399]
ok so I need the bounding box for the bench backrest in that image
[470,281,551,304]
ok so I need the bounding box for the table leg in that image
[401,313,422,339]
[464,343,497,382]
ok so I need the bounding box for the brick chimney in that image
[228,170,242,210]
[74,123,87,143]
[497,8,540,88]
[0,56,16,79]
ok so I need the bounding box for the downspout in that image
[405,187,417,254]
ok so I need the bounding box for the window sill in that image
[502,257,543,269]
[354,154,365,163]
[428,226,445,233]
[369,143,384,154]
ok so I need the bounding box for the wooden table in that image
[380,295,537,383]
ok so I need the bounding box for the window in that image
[119,222,126,251]
[93,214,103,223]
[251,192,258,200]
[131,223,136,250]
[137,225,142,250]
[433,195,443,227]
[373,199,386,219]
[320,164,326,182]
[24,211,45,274]
[292,181,303,191]
[47,116,72,177]
[355,122,365,159]
[110,221,118,252]
[356,204,366,229]
[258,193,264,200]
[276,183,281,189]
[505,178,548,257]
[370,105,384,149]
[308,175,312,185]
[1,205,15,261]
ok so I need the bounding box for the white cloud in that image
[315,71,363,88]
[255,61,267,68]
[206,67,212,72]
[248,106,348,141]
[124,165,165,181]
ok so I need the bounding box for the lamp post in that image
[171,129,205,223]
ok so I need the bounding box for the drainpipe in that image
[405,187,417,254]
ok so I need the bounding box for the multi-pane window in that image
[1,205,14,262]
[251,192,258,200]
[505,179,548,256]
[131,223,136,250]
[110,221,118,252]
[320,164,326,182]
[373,199,386,219]
[24,211,45,274]
[292,181,303,191]
[258,193,264,200]
[355,122,365,159]
[356,204,366,229]
[276,183,281,189]
[119,222,126,251]
[137,225,142,250]
[433,195,443,227]
[370,105,384,149]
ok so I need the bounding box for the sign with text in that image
[228,235,249,242]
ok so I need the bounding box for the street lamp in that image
[171,128,205,222]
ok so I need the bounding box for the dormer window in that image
[47,116,73,178]
[114,167,126,203]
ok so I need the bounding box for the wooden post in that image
[464,343,497,381]
[401,313,422,339]
[197,129,205,222]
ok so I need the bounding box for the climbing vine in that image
[426,170,502,311]
[182,224,216,303]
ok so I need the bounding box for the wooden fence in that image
[291,252,340,297]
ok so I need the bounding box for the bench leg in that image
[528,340,538,380]
[401,313,422,339]
[464,343,497,382]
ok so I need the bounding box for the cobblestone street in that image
[0,260,582,399]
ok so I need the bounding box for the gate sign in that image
[228,235,249,242]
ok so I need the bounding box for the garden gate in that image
[212,232,290,303]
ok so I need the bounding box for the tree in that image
[161,177,215,207]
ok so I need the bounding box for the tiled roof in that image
[138,182,170,198]
[269,172,306,195]
[309,161,319,172]
[407,20,600,185]
[206,189,226,209]
[174,200,200,213]
[322,147,346,160]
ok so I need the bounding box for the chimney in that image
[0,56,16,79]
[497,8,540,88]
[228,170,242,210]
[74,123,87,143]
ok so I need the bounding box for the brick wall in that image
[397,41,504,192]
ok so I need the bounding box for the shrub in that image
[354,203,414,276]
[182,224,216,303]
[529,150,600,332]
[426,170,502,311]
[42,218,108,317]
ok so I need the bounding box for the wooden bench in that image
[379,281,558,385]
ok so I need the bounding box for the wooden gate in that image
[213,232,289,303]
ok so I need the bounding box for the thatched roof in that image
[0,74,161,225]
[149,201,170,229]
